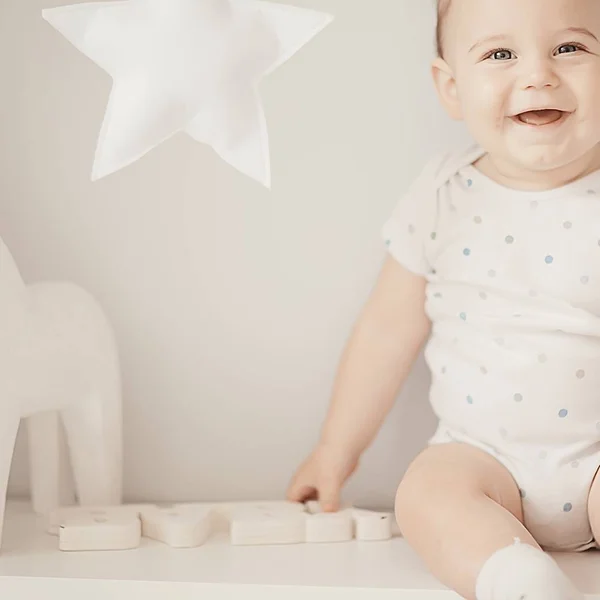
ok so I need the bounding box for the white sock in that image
[475,538,583,600]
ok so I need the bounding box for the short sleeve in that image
[381,184,432,276]
[381,152,451,276]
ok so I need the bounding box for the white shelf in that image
[1,501,600,599]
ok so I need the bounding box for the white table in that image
[1,500,600,599]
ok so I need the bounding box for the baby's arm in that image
[319,255,430,457]
[287,255,430,510]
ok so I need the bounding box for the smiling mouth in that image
[511,109,570,127]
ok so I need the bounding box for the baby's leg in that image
[395,442,582,600]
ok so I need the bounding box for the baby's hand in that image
[286,443,359,512]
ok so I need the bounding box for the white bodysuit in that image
[382,144,600,552]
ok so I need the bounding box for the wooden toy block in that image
[48,504,150,536]
[58,513,141,551]
[304,500,353,515]
[48,501,395,550]
[305,509,353,543]
[139,505,213,548]
[230,508,306,546]
[353,509,393,541]
[182,501,306,534]
[218,500,305,520]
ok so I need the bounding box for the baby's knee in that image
[394,443,493,525]
[394,470,424,529]
[394,448,447,525]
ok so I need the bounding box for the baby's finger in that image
[287,482,317,503]
[318,478,341,512]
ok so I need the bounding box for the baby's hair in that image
[436,0,451,57]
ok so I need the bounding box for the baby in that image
[288,0,600,599]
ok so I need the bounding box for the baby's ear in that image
[431,57,462,120]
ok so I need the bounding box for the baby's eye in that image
[556,44,583,55]
[488,49,513,61]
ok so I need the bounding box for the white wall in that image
[1,0,470,509]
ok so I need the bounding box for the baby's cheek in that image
[586,84,600,121]
[461,78,506,123]
[565,68,600,115]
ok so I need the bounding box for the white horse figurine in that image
[0,236,122,548]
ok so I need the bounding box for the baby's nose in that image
[520,59,560,90]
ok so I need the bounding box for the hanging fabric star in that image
[42,0,333,187]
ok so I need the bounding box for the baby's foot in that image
[476,538,583,600]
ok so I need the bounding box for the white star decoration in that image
[42,0,333,187]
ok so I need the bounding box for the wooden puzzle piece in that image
[217,500,305,519]
[229,506,307,546]
[139,505,213,548]
[352,509,393,541]
[46,501,395,550]
[305,509,353,543]
[58,512,141,551]
[47,503,150,535]
[303,500,354,515]
[178,501,305,533]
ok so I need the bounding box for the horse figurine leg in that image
[27,411,75,515]
[60,379,123,506]
[0,408,20,546]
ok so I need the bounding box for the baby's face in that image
[440,0,600,171]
